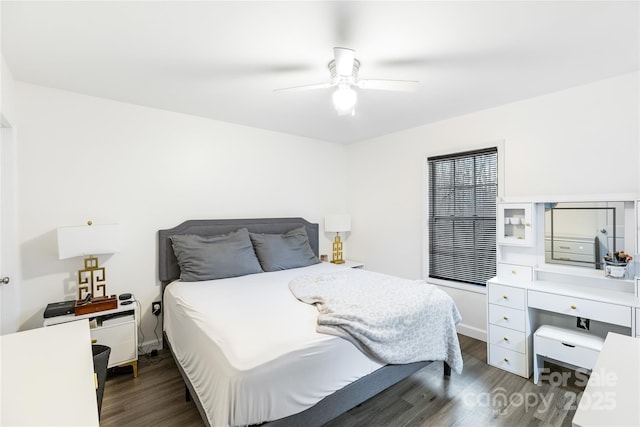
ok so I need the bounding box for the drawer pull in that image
[503,316,508,321]
[511,270,517,275]
[91,339,97,344]
[503,358,509,363]
[503,337,509,342]
[570,305,577,310]
[503,295,508,300]
[562,343,576,348]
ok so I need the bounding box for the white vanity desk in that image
[487,265,639,378]
[491,198,639,379]
[527,277,636,329]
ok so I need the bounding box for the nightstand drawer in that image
[488,304,526,331]
[489,324,526,353]
[489,345,528,377]
[91,322,136,366]
[488,283,526,309]
[528,290,631,327]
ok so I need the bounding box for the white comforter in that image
[289,269,463,374]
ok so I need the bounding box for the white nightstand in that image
[44,300,139,377]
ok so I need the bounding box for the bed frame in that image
[158,217,450,427]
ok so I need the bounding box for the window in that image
[427,147,497,286]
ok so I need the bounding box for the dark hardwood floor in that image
[101,335,584,426]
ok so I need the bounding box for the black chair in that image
[92,344,111,419]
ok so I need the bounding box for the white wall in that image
[14,82,348,347]
[1,56,17,124]
[346,72,640,340]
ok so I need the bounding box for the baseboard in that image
[139,338,163,354]
[456,323,487,342]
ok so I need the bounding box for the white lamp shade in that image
[324,214,351,233]
[57,223,120,260]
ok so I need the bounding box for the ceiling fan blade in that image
[356,79,419,92]
[274,82,333,93]
[333,47,355,76]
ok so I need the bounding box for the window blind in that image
[427,148,497,286]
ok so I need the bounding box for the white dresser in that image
[486,263,534,376]
[544,235,597,266]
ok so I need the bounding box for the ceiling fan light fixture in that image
[332,85,357,116]
[275,47,418,116]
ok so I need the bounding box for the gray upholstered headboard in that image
[158,217,319,284]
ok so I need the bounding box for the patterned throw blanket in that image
[289,269,463,374]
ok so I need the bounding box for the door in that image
[1,115,18,334]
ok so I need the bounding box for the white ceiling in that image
[2,1,638,143]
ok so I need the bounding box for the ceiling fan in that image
[275,47,419,116]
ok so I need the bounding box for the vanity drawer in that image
[489,345,528,377]
[528,290,632,327]
[496,263,533,284]
[488,283,526,309]
[488,324,526,353]
[488,304,526,331]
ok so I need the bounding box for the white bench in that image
[533,325,604,384]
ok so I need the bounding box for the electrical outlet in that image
[152,301,162,316]
[576,317,589,330]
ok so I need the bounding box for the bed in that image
[159,217,462,427]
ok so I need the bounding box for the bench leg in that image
[534,354,543,384]
[443,361,451,377]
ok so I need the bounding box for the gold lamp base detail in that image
[331,233,345,264]
[77,255,109,300]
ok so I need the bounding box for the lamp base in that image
[331,233,345,264]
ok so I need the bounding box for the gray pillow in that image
[249,226,320,272]
[169,228,263,281]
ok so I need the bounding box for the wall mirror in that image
[544,201,625,269]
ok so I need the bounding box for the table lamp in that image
[57,221,120,301]
[325,214,351,264]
